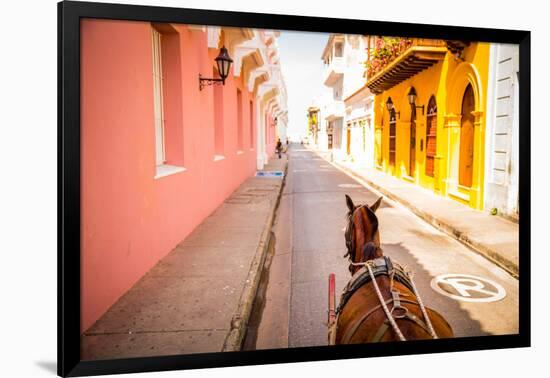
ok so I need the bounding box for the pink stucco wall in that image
[80,19,258,333]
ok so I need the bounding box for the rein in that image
[338,203,438,342]
[344,259,439,341]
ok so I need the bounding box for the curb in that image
[312,148,519,279]
[222,156,289,352]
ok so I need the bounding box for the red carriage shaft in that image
[328,273,336,326]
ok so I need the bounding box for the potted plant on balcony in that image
[366,37,413,77]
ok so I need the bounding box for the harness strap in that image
[385,256,394,278]
[402,310,434,336]
[369,310,433,342]
[337,257,414,314]
[366,262,406,340]
[391,289,401,310]
[406,270,439,339]
[371,321,390,343]
[335,256,439,342]
[340,299,391,343]
[340,297,423,343]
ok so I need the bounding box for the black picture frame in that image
[58,1,531,376]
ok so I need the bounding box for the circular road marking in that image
[430,274,506,303]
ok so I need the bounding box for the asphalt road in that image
[247,143,519,350]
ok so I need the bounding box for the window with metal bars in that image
[389,109,397,167]
[425,96,437,177]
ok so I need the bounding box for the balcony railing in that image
[323,56,345,86]
[323,101,345,120]
[365,37,448,94]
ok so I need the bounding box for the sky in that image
[277,30,331,141]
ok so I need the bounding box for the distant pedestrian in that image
[276,138,282,159]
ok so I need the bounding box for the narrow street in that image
[246,143,519,349]
[74,18,525,371]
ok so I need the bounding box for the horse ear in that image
[345,194,355,213]
[370,196,383,213]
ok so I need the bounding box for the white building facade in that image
[484,43,520,220]
[232,29,288,169]
[320,34,374,164]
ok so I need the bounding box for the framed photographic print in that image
[58,0,530,376]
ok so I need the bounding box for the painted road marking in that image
[430,274,506,303]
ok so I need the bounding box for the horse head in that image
[344,194,383,274]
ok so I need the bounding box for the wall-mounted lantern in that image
[407,87,425,115]
[199,46,233,91]
[385,97,400,119]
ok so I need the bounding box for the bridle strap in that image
[340,297,429,343]
[344,204,379,266]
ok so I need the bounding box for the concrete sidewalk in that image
[314,149,519,278]
[81,154,288,360]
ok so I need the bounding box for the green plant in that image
[366,37,413,77]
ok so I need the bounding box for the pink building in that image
[80,19,288,333]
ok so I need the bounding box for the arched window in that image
[425,96,437,177]
[389,108,397,167]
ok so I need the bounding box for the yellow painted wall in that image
[373,42,490,209]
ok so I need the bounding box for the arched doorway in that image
[389,108,396,167]
[425,96,437,177]
[459,84,475,187]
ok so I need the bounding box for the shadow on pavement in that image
[381,241,489,338]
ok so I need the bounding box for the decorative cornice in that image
[443,113,462,128]
[206,26,221,49]
[233,34,266,79]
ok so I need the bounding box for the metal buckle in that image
[390,289,407,318]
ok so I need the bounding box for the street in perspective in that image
[244,144,518,350]
[79,20,520,359]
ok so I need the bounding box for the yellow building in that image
[307,106,320,145]
[367,38,490,210]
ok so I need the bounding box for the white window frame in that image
[152,27,166,167]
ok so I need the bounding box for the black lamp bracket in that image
[411,104,425,116]
[199,74,224,91]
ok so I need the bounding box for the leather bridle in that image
[344,206,357,260]
[344,204,379,265]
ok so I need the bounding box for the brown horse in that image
[329,194,453,344]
